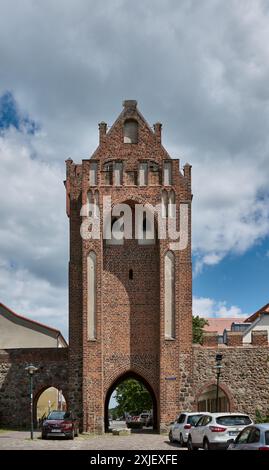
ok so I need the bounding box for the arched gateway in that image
[65,100,193,433]
[104,371,158,432]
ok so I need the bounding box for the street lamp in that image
[25,364,38,440]
[215,353,223,412]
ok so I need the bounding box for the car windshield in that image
[265,431,269,445]
[187,414,203,426]
[216,415,251,426]
[47,411,70,420]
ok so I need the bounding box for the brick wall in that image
[251,330,268,346]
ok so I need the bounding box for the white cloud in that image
[193,296,246,319]
[0,129,68,336]
[192,157,269,273]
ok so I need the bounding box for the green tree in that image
[115,379,152,417]
[192,315,209,344]
[255,409,269,423]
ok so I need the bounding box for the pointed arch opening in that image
[197,384,231,412]
[34,386,67,428]
[104,371,158,433]
[124,119,138,144]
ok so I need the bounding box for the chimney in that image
[153,122,162,144]
[98,121,107,144]
[123,100,137,111]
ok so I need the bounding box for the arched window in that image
[93,190,99,218]
[161,190,168,218]
[163,161,172,186]
[87,251,97,340]
[89,161,98,186]
[164,251,175,339]
[114,161,123,186]
[168,190,176,218]
[87,191,93,216]
[139,162,148,186]
[124,119,138,144]
[104,162,113,185]
[149,161,159,185]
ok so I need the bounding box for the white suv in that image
[187,412,253,450]
[169,412,205,446]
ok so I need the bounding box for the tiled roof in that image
[203,317,245,335]
[244,303,269,323]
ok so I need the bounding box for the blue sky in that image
[193,243,269,317]
[0,1,269,339]
[0,91,38,135]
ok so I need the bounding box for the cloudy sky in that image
[0,0,269,339]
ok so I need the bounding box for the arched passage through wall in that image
[34,386,68,427]
[104,371,158,432]
[197,384,231,413]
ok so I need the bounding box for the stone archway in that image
[104,371,158,432]
[34,385,69,428]
[196,383,231,413]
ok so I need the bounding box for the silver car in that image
[228,423,269,450]
[187,412,253,450]
[169,412,205,446]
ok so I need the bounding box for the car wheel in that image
[41,433,46,440]
[179,434,184,447]
[203,438,210,450]
[169,430,174,443]
[75,427,79,437]
[69,430,75,440]
[187,436,194,451]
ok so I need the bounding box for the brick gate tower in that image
[65,100,193,433]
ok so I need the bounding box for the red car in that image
[41,410,79,439]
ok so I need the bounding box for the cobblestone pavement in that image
[0,430,186,450]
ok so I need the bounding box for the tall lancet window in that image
[87,251,97,340]
[87,191,93,216]
[164,251,175,339]
[163,161,172,186]
[168,190,176,218]
[161,190,168,218]
[89,162,97,186]
[124,119,138,143]
[93,190,99,217]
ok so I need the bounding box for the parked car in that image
[169,412,205,446]
[126,412,143,429]
[41,410,79,439]
[145,413,153,427]
[140,411,150,426]
[228,424,269,450]
[187,412,253,450]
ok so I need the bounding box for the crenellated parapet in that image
[201,329,268,347]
